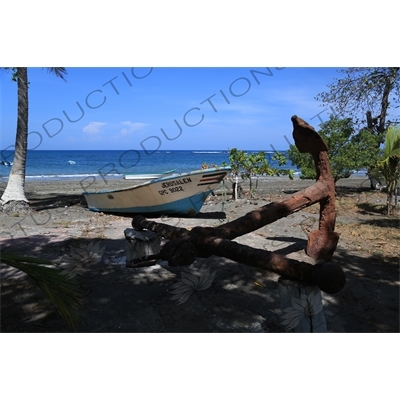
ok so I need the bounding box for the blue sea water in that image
[0,150,299,181]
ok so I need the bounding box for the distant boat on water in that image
[68,160,76,164]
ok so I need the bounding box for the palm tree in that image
[1,67,67,210]
[377,126,400,215]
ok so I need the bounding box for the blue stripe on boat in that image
[87,190,213,215]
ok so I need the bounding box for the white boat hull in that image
[83,167,231,215]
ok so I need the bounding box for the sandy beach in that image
[1,176,399,332]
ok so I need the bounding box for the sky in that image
[0,67,344,152]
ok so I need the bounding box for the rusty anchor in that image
[130,116,345,294]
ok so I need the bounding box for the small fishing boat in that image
[123,169,176,180]
[68,160,76,164]
[0,160,12,166]
[83,167,231,215]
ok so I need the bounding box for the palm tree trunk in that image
[1,67,29,205]
[387,192,393,216]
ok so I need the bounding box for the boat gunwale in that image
[123,169,177,180]
[82,166,231,195]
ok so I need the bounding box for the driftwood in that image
[131,116,345,294]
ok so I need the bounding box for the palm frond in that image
[1,251,82,331]
[381,126,400,162]
[45,67,68,82]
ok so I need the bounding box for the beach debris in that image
[125,228,161,268]
[130,116,345,294]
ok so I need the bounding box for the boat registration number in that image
[158,186,184,195]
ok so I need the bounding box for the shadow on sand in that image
[1,231,398,333]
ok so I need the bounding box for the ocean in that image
[0,150,298,181]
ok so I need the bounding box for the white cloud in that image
[83,122,107,134]
[120,121,148,135]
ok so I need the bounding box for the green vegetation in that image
[315,67,400,212]
[226,148,293,199]
[375,126,400,215]
[288,115,381,183]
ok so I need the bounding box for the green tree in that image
[376,126,400,215]
[288,115,380,183]
[316,68,400,189]
[316,67,400,136]
[228,148,293,199]
[1,67,67,211]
